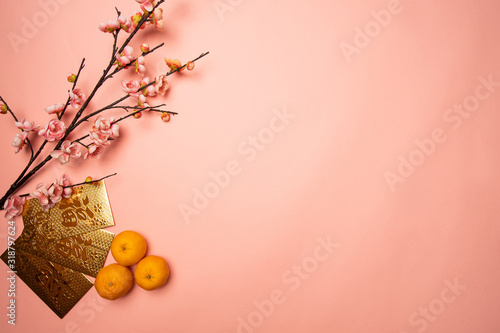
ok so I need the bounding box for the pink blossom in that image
[45,103,65,114]
[59,173,73,198]
[151,8,163,31]
[47,180,63,205]
[30,181,64,211]
[161,112,171,122]
[140,43,150,53]
[135,56,146,76]
[118,15,133,33]
[89,117,119,147]
[136,0,155,12]
[69,88,86,109]
[164,58,182,72]
[84,145,104,160]
[30,183,52,210]
[15,118,39,132]
[140,77,156,97]
[94,117,119,137]
[116,46,135,68]
[98,20,120,33]
[89,129,111,147]
[50,140,81,164]
[131,11,146,30]
[12,132,28,153]
[38,119,66,141]
[122,79,140,96]
[3,195,26,219]
[137,94,146,105]
[186,61,195,71]
[155,74,169,95]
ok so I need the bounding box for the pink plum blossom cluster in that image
[0,0,208,220]
[99,0,164,34]
[3,174,72,218]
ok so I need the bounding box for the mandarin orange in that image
[94,263,134,300]
[134,255,170,291]
[111,230,147,266]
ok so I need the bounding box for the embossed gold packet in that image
[15,228,114,277]
[21,180,115,240]
[0,181,116,318]
[1,247,93,319]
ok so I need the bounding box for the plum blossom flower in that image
[151,8,163,31]
[122,79,140,96]
[30,182,62,211]
[116,46,135,68]
[50,141,81,164]
[131,11,146,30]
[89,117,119,147]
[118,15,133,33]
[89,129,111,147]
[69,88,86,109]
[45,103,65,114]
[186,61,195,71]
[135,56,146,76]
[140,77,156,97]
[30,180,66,211]
[30,183,50,208]
[98,20,120,33]
[138,94,147,104]
[136,0,155,12]
[94,117,119,137]
[12,132,28,153]
[140,43,150,53]
[48,180,63,205]
[161,112,170,122]
[154,74,169,95]
[38,119,66,141]
[59,173,73,198]
[84,145,104,160]
[15,119,39,132]
[3,195,26,219]
[164,58,182,72]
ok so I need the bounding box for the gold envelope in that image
[0,181,116,318]
[21,180,115,240]
[15,228,114,278]
[1,248,94,319]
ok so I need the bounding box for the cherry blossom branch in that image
[166,52,210,76]
[58,58,86,120]
[105,42,165,81]
[18,173,118,198]
[0,0,208,214]
[64,2,164,137]
[71,104,177,145]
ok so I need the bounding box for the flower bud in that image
[161,112,170,122]
[67,74,77,83]
[134,111,142,119]
[186,61,195,71]
[0,103,7,114]
[85,176,93,183]
[140,43,150,53]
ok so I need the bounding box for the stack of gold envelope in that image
[1,181,115,318]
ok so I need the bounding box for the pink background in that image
[1,0,500,332]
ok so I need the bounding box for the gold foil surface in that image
[1,247,93,319]
[0,181,116,318]
[15,229,114,277]
[21,180,115,240]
